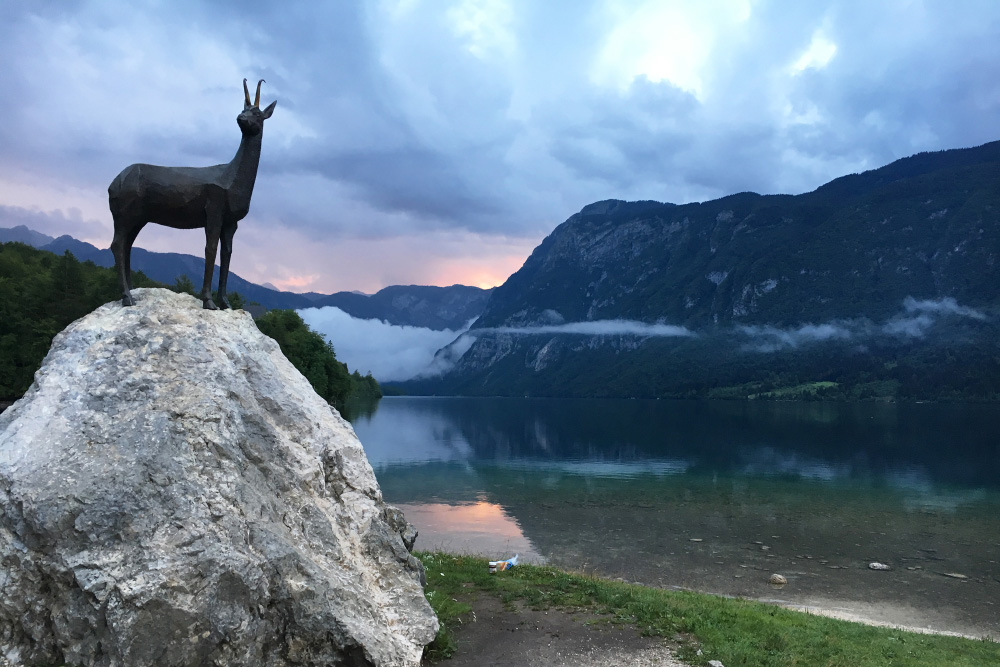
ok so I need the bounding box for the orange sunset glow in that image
[395,501,543,563]
[425,252,530,291]
[224,226,543,295]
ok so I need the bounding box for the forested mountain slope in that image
[408,140,1000,400]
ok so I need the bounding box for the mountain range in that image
[476,142,1000,328]
[6,139,1000,400]
[406,139,1000,400]
[0,226,489,331]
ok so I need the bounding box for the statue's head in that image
[238,78,276,136]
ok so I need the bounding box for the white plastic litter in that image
[489,554,519,574]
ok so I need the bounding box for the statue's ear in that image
[262,101,276,119]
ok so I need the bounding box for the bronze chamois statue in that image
[108,79,276,309]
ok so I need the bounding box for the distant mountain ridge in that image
[0,226,490,330]
[408,139,1000,399]
[475,140,1000,329]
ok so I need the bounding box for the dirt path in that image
[424,593,690,667]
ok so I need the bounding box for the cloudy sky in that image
[3,1,999,294]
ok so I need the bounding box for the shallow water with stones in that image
[348,396,1000,638]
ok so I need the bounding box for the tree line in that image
[0,242,379,407]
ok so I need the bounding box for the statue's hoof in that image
[203,299,219,311]
[218,298,231,310]
[122,294,136,307]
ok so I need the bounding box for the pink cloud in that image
[226,224,538,293]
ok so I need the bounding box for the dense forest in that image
[0,242,379,408]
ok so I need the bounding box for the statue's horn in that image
[254,79,265,108]
[243,78,252,107]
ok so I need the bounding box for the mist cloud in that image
[737,322,854,352]
[299,297,991,383]
[881,297,987,338]
[484,320,695,337]
[423,333,479,378]
[295,311,694,383]
[297,307,472,382]
[902,296,986,319]
[738,297,989,351]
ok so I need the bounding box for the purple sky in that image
[2,1,999,293]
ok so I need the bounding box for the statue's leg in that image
[202,204,222,310]
[124,222,146,292]
[110,217,135,307]
[217,222,237,310]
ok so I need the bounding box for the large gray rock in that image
[0,288,437,666]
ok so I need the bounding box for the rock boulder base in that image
[0,288,437,666]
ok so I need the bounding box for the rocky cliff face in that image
[0,288,436,666]
[475,141,1000,329]
[412,140,1000,398]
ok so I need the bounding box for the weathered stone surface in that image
[0,288,436,666]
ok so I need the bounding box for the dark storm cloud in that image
[3,1,1000,293]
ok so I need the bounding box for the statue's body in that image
[109,79,276,309]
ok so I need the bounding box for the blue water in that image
[353,397,1000,488]
[350,397,1000,636]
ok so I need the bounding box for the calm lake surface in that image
[349,397,1000,637]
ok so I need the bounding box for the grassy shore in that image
[417,552,1000,666]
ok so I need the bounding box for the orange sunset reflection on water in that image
[396,500,544,563]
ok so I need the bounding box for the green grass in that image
[418,552,1000,666]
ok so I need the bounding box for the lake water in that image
[348,397,1000,638]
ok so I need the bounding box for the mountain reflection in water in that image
[349,397,1000,637]
[352,397,1000,489]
